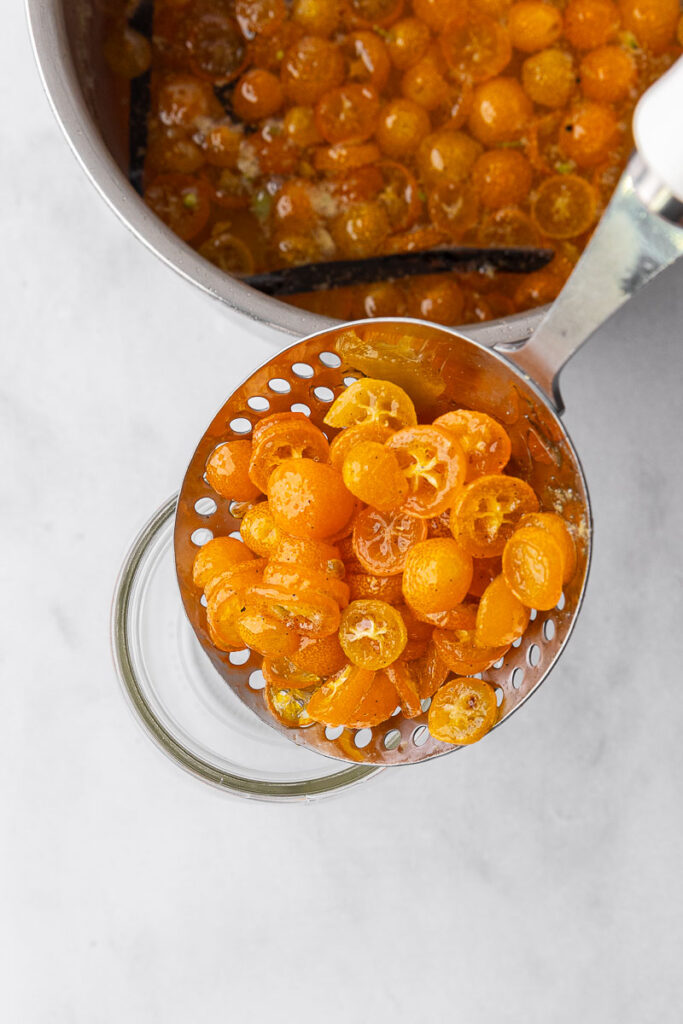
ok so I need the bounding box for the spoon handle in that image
[508,58,683,413]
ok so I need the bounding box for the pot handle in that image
[504,57,683,414]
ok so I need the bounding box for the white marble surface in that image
[4,7,683,1021]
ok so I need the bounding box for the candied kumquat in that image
[329,421,395,470]
[262,656,324,689]
[559,102,620,168]
[144,174,211,241]
[246,581,341,636]
[564,0,620,50]
[342,441,409,511]
[342,670,401,727]
[471,149,533,210]
[579,45,636,103]
[287,633,348,676]
[353,506,428,575]
[281,36,345,104]
[402,538,473,615]
[205,559,267,649]
[316,84,380,145]
[240,501,282,556]
[385,661,422,718]
[265,684,316,728]
[450,474,540,557]
[518,511,577,583]
[428,677,498,744]
[507,2,563,53]
[434,410,512,479]
[237,607,301,657]
[412,641,450,699]
[502,525,564,609]
[206,440,262,501]
[468,77,533,144]
[522,47,577,107]
[376,99,432,159]
[619,0,679,53]
[439,14,512,81]
[387,18,431,69]
[248,416,330,493]
[262,562,350,608]
[272,535,343,577]
[306,663,376,726]
[387,425,467,517]
[324,377,417,430]
[192,536,254,589]
[433,625,508,674]
[338,599,408,669]
[476,573,530,646]
[267,458,356,540]
[347,570,405,604]
[532,174,598,238]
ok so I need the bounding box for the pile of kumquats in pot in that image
[191,327,578,746]
[105,0,682,326]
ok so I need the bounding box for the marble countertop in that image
[5,7,683,1021]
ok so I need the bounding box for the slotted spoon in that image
[174,60,683,767]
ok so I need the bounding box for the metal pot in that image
[27,0,546,345]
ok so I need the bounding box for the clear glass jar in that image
[111,497,382,802]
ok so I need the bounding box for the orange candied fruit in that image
[376,98,431,159]
[428,677,498,744]
[192,535,254,590]
[502,525,564,609]
[345,0,405,29]
[532,174,597,238]
[405,274,465,325]
[330,201,391,258]
[416,129,482,186]
[412,0,466,32]
[206,439,262,501]
[342,441,408,511]
[402,538,473,616]
[560,101,620,168]
[281,36,345,104]
[233,69,284,121]
[291,0,341,36]
[401,52,450,110]
[338,599,408,669]
[476,573,530,646]
[343,31,392,90]
[579,45,636,103]
[315,84,380,145]
[563,0,620,50]
[522,48,577,108]
[471,149,533,209]
[267,458,356,539]
[235,0,287,39]
[468,77,533,144]
[619,0,679,53]
[507,2,563,53]
[387,18,431,69]
[439,14,512,82]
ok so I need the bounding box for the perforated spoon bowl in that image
[174,60,683,766]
